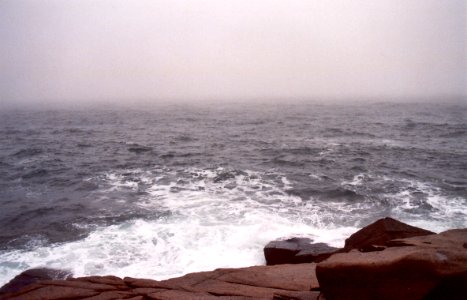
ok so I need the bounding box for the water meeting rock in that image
[0,264,320,300]
[0,268,72,295]
[264,238,339,265]
[1,218,465,300]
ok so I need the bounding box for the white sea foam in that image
[339,173,467,232]
[309,174,322,180]
[0,216,355,286]
[0,167,357,286]
[389,179,467,231]
[341,173,365,186]
[0,215,356,287]
[1,167,465,286]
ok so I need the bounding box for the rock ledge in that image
[1,218,466,300]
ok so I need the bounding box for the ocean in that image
[0,102,466,285]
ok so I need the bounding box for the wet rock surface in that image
[0,268,72,295]
[264,238,338,265]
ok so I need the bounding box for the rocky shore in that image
[1,217,466,300]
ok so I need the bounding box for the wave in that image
[172,135,197,142]
[12,148,43,158]
[286,187,363,202]
[271,156,307,167]
[322,127,376,138]
[21,169,48,180]
[439,130,466,138]
[127,144,153,154]
[0,104,465,286]
[1,164,466,286]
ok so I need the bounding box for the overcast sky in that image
[0,0,466,108]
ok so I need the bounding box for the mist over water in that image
[0,102,466,285]
[1,0,465,105]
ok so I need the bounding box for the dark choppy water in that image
[0,102,466,283]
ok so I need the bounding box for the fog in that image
[0,0,466,108]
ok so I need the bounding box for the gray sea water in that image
[0,102,466,284]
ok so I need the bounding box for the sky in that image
[0,0,466,108]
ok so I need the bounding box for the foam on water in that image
[339,173,467,232]
[389,179,467,231]
[0,167,357,286]
[341,173,365,186]
[0,104,466,287]
[2,166,465,285]
[0,216,356,286]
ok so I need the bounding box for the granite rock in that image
[317,228,467,300]
[264,238,338,265]
[1,263,318,300]
[344,217,434,251]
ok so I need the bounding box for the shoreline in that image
[1,217,466,299]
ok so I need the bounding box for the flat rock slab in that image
[4,285,99,300]
[215,264,319,291]
[1,263,318,300]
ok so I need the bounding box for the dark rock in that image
[0,268,71,295]
[264,238,338,265]
[264,238,307,265]
[295,243,340,263]
[316,229,467,300]
[344,217,434,251]
[423,271,467,300]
